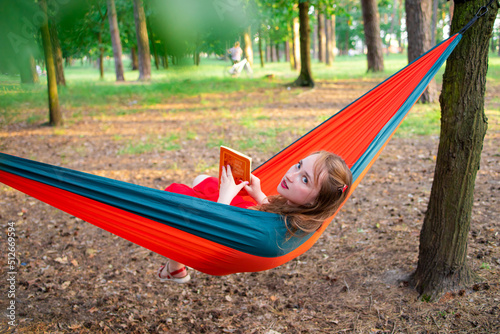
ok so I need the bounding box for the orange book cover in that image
[219,146,252,188]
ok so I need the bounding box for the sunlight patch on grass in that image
[395,104,441,138]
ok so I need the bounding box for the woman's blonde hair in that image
[257,151,352,236]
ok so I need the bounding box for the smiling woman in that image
[158,150,352,283]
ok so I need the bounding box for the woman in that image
[158,151,352,283]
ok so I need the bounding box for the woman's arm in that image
[244,174,268,205]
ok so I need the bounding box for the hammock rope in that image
[0,13,487,275]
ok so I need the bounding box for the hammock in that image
[0,34,462,276]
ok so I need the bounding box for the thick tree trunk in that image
[49,22,66,86]
[258,27,264,68]
[107,0,125,81]
[133,0,151,81]
[244,26,253,66]
[293,1,314,87]
[406,0,436,103]
[275,44,280,62]
[317,8,325,62]
[413,0,498,300]
[131,47,139,70]
[361,0,384,72]
[39,0,62,126]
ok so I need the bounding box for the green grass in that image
[1,53,499,139]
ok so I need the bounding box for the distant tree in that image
[133,0,151,80]
[360,0,384,71]
[406,0,436,103]
[317,4,326,62]
[325,14,335,65]
[40,0,62,126]
[19,53,39,85]
[413,0,498,300]
[107,0,125,81]
[293,0,314,87]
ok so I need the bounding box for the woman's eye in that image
[302,176,308,184]
[297,161,302,169]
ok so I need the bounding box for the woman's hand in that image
[217,165,248,205]
[244,174,268,205]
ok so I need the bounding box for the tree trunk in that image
[406,0,436,103]
[361,0,384,72]
[325,14,335,66]
[293,1,314,87]
[163,42,169,69]
[317,8,325,62]
[49,22,66,86]
[258,27,264,68]
[39,0,62,126]
[413,0,498,300]
[268,36,274,62]
[243,26,253,66]
[293,16,300,71]
[98,29,104,80]
[107,0,125,81]
[431,0,438,46]
[284,41,289,62]
[275,44,280,62]
[133,0,151,81]
[131,47,139,70]
[19,52,39,84]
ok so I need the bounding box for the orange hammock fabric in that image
[0,34,462,275]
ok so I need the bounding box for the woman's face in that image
[277,154,324,206]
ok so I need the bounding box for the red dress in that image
[165,177,256,209]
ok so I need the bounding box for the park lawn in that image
[1,53,499,144]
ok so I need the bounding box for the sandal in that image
[157,261,191,284]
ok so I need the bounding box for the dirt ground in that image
[0,78,499,333]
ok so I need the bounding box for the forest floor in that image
[0,77,499,333]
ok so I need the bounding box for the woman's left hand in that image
[217,165,248,205]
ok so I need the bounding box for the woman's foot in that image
[157,261,191,284]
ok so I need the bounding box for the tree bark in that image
[325,14,335,66]
[406,0,436,103]
[107,0,125,81]
[131,47,139,70]
[431,0,438,46]
[292,16,300,71]
[39,0,62,126]
[317,8,325,62]
[293,1,314,87]
[413,0,498,300]
[98,28,104,80]
[275,44,280,62]
[49,22,66,86]
[258,26,264,68]
[244,26,253,66]
[133,0,151,81]
[361,0,384,72]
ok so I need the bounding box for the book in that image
[219,146,252,188]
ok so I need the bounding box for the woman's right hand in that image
[245,174,268,205]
